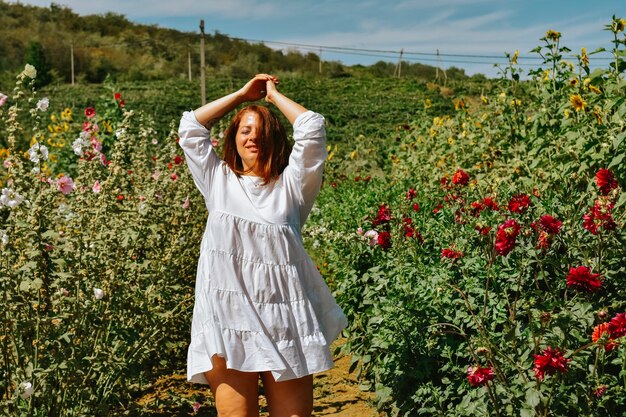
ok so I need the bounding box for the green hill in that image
[0,1,477,88]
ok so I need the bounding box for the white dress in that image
[178,109,348,383]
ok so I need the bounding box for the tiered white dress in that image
[178,110,348,383]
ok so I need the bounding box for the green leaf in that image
[608,153,624,169]
[525,387,541,407]
[19,279,31,292]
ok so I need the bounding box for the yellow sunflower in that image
[61,108,73,121]
[570,94,587,112]
[580,48,589,66]
[546,30,561,41]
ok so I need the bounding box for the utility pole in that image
[436,49,447,85]
[70,41,75,85]
[319,48,322,75]
[188,49,192,81]
[199,20,206,105]
[394,49,403,78]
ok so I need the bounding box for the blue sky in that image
[8,0,625,77]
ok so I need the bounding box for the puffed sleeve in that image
[284,110,328,224]
[177,111,222,199]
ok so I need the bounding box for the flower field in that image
[1,17,626,417]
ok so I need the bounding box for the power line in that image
[229,36,614,63]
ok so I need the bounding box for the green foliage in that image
[0,68,204,416]
[305,20,626,417]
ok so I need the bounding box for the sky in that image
[7,0,625,77]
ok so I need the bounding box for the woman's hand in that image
[238,74,279,103]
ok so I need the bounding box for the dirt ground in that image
[134,339,383,417]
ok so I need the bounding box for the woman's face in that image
[235,111,262,173]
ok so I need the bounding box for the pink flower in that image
[192,402,201,413]
[182,195,190,209]
[171,172,179,181]
[84,107,95,118]
[92,180,101,193]
[56,175,75,195]
[356,227,364,235]
[364,230,378,246]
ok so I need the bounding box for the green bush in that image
[0,66,205,416]
[305,18,626,416]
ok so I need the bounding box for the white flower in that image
[0,93,7,107]
[58,203,75,220]
[93,288,104,300]
[31,166,40,174]
[28,147,39,164]
[28,143,48,163]
[22,64,37,79]
[0,188,25,208]
[72,137,85,156]
[36,97,49,112]
[20,381,34,399]
[116,129,126,139]
[0,229,8,246]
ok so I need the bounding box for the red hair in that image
[223,105,291,185]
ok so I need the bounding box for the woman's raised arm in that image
[193,74,279,127]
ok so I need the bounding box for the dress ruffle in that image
[187,212,347,383]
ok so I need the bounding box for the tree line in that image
[0,1,480,88]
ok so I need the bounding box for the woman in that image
[178,74,347,416]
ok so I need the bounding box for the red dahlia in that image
[539,214,562,235]
[377,231,392,250]
[582,198,617,235]
[406,188,417,200]
[467,365,494,387]
[595,168,618,195]
[495,219,521,256]
[372,205,392,227]
[508,193,531,214]
[481,196,499,211]
[608,312,626,339]
[452,169,470,186]
[84,107,96,118]
[441,248,464,260]
[566,266,603,292]
[533,347,570,381]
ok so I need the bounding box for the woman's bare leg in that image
[260,372,313,417]
[204,355,260,417]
